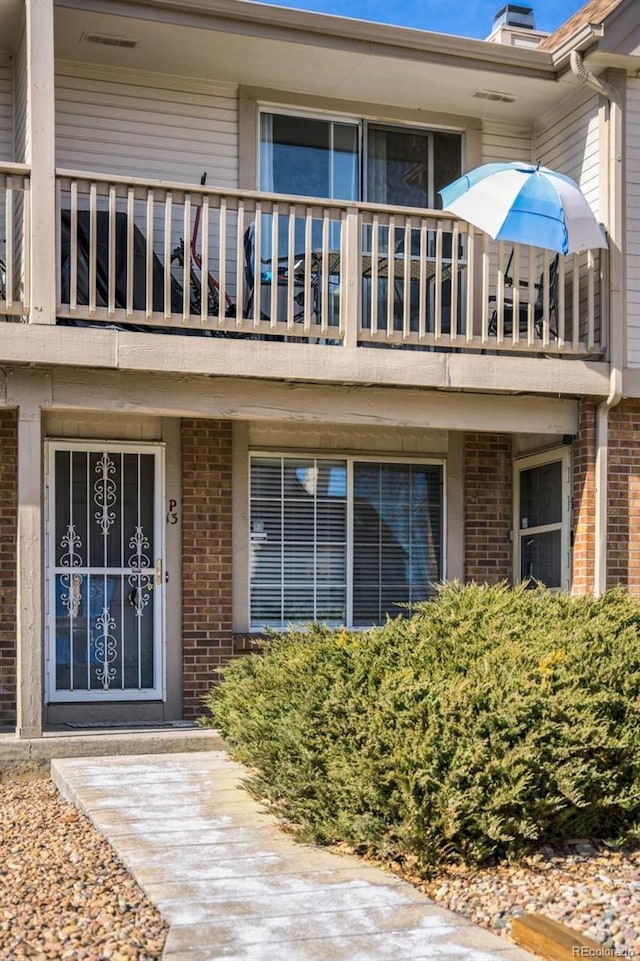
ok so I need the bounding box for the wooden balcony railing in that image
[0,163,30,320]
[54,170,606,356]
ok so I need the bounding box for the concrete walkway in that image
[52,752,533,961]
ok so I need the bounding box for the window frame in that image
[248,450,447,630]
[512,447,571,592]
[257,104,463,209]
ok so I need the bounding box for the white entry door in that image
[46,442,165,702]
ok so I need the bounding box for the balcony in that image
[1,166,608,359]
[0,164,30,321]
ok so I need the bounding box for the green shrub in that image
[203,583,640,872]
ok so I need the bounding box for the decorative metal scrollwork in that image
[94,452,117,536]
[93,606,118,690]
[60,572,83,618]
[60,524,83,568]
[126,525,152,618]
[59,524,84,618]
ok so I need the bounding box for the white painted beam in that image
[6,370,51,738]
[41,367,579,435]
[26,0,56,324]
[0,325,612,397]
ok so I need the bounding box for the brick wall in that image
[181,419,233,719]
[464,432,513,584]
[572,399,596,595]
[0,410,17,727]
[607,399,640,594]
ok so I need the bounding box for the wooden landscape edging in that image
[511,913,610,960]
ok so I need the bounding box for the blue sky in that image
[254,0,586,39]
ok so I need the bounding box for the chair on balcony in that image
[489,250,559,341]
[243,221,314,333]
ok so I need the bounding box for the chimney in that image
[486,4,550,47]
[493,4,536,31]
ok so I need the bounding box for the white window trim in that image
[44,440,166,703]
[248,450,446,630]
[257,105,463,206]
[512,447,571,592]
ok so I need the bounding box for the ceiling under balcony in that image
[53,0,585,122]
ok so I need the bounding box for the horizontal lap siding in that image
[627,79,640,367]
[55,61,238,187]
[55,62,240,303]
[0,56,13,162]
[481,121,532,164]
[534,88,600,214]
[0,55,13,276]
[13,31,27,164]
[534,89,602,347]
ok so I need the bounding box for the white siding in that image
[482,121,532,164]
[0,54,13,161]
[55,61,238,187]
[534,88,600,215]
[626,78,640,367]
[0,54,13,277]
[13,29,27,163]
[247,422,448,454]
[534,88,603,352]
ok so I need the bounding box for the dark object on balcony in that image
[58,210,227,336]
[243,220,311,323]
[489,252,559,340]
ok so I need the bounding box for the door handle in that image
[156,557,163,585]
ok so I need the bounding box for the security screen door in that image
[46,442,165,701]
[516,449,570,592]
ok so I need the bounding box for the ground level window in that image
[514,449,571,591]
[249,455,443,629]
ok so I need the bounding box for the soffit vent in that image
[81,33,137,49]
[472,89,517,103]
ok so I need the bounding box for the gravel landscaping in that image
[0,777,167,961]
[420,842,640,957]
[5,771,640,960]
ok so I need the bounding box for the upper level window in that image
[259,111,462,209]
[260,114,359,201]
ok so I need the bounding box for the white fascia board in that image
[54,0,559,81]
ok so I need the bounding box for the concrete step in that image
[0,727,226,779]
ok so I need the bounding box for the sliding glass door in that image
[257,110,462,331]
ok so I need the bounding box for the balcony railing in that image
[54,170,606,356]
[0,163,30,320]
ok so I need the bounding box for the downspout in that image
[570,52,623,596]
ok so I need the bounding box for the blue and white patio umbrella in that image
[439,162,607,255]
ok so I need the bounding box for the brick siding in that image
[571,399,597,595]
[464,432,513,584]
[607,399,640,593]
[0,410,17,727]
[181,419,233,719]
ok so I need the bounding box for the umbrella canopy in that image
[439,162,607,255]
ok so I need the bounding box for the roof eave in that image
[58,0,560,78]
[550,22,605,72]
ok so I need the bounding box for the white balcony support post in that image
[26,0,56,324]
[343,206,360,348]
[8,370,50,737]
